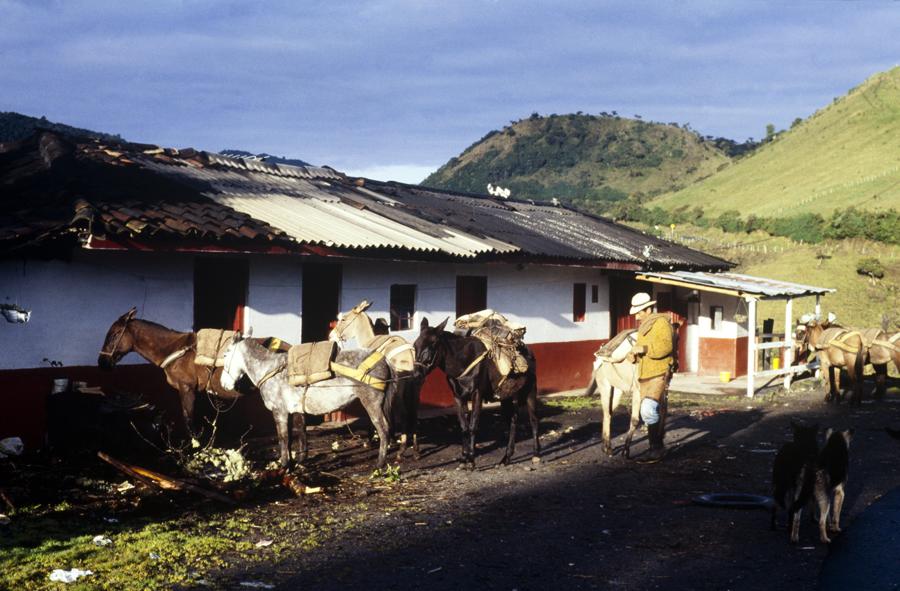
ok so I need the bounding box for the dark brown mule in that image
[98,308,305,452]
[858,327,897,399]
[413,317,540,469]
[796,318,865,404]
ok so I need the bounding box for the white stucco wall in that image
[340,260,609,345]
[245,255,302,343]
[2,252,613,370]
[1,251,194,370]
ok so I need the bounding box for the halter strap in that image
[257,362,286,388]
[160,347,191,369]
[458,350,489,378]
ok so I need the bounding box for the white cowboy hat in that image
[629,292,656,315]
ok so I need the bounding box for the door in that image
[456,276,487,317]
[609,274,644,334]
[657,290,688,372]
[194,258,248,331]
[302,263,342,343]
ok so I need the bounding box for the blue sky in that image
[2,1,898,182]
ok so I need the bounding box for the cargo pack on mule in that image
[329,300,416,374]
[194,329,237,367]
[286,341,387,391]
[454,309,529,380]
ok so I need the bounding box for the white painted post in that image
[814,294,821,319]
[746,297,757,398]
[783,297,794,390]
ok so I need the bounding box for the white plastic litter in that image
[0,514,10,526]
[0,437,24,458]
[254,539,273,548]
[239,582,275,589]
[92,535,112,546]
[49,569,94,583]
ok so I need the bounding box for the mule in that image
[584,329,645,457]
[220,334,394,469]
[413,317,540,469]
[857,327,897,399]
[98,308,245,434]
[329,300,424,460]
[795,317,865,404]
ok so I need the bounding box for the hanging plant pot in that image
[733,314,748,323]
[1,304,31,324]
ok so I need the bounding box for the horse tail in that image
[854,342,865,382]
[585,373,598,397]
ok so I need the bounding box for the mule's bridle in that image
[99,316,132,362]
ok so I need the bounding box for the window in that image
[194,258,248,331]
[456,276,487,316]
[591,284,599,304]
[710,305,724,331]
[390,284,416,331]
[573,283,586,322]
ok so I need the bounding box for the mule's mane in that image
[130,318,190,338]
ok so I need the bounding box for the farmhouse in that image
[0,132,731,447]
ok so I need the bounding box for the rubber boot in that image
[638,422,666,464]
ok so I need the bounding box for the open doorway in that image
[302,263,342,343]
[456,275,487,317]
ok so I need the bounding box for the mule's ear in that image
[124,307,138,320]
[245,326,253,337]
[435,317,449,332]
[825,427,834,441]
[420,316,430,330]
[233,331,243,342]
[844,428,854,443]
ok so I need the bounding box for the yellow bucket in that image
[719,371,731,383]
[772,357,781,370]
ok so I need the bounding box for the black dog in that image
[814,428,853,543]
[771,420,819,543]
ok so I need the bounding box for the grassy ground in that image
[0,486,369,590]
[652,67,900,217]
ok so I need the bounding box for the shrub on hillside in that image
[856,257,885,279]
[715,210,744,233]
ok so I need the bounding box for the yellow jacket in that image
[635,314,675,380]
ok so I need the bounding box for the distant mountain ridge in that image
[651,67,900,216]
[422,113,737,212]
[219,149,310,167]
[0,111,122,144]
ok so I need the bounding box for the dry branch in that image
[97,451,236,505]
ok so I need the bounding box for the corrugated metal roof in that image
[639,271,835,298]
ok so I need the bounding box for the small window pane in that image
[390,284,416,331]
[591,284,599,304]
[711,305,724,330]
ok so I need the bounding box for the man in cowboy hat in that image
[627,292,675,463]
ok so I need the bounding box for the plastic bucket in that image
[772,357,781,370]
[719,371,731,383]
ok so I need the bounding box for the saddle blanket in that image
[195,329,236,367]
[288,341,338,387]
[595,329,637,359]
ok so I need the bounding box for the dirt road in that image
[211,384,900,591]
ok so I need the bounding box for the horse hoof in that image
[531,456,541,464]
[499,456,510,466]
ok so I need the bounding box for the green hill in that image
[422,113,732,210]
[651,67,900,217]
[0,112,122,144]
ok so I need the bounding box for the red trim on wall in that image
[2,339,606,448]
[698,336,749,378]
[0,365,274,449]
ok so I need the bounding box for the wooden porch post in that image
[814,294,821,319]
[783,297,794,390]
[746,297,757,398]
